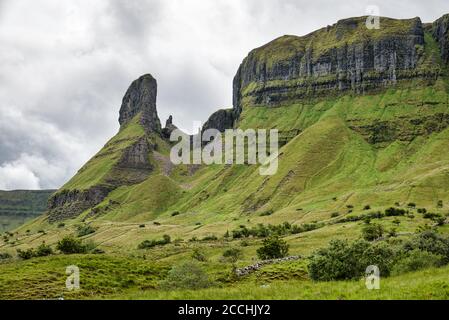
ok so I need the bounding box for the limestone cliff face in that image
[202,109,235,133]
[119,74,162,133]
[233,16,435,117]
[432,14,449,64]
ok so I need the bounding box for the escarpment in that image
[232,16,442,116]
[233,15,449,145]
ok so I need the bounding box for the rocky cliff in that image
[233,16,444,117]
[119,74,162,133]
[432,14,449,64]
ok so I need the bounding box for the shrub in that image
[364,205,371,211]
[437,200,443,208]
[385,207,406,217]
[392,250,444,275]
[408,203,416,208]
[56,236,88,254]
[162,234,171,244]
[201,235,218,241]
[308,239,396,281]
[417,208,427,214]
[0,252,11,260]
[171,211,180,217]
[137,235,171,249]
[76,224,96,237]
[423,212,441,220]
[153,221,161,226]
[260,209,274,217]
[256,236,289,260]
[57,223,65,228]
[161,261,211,290]
[191,248,207,262]
[222,248,243,263]
[17,248,35,260]
[139,224,145,228]
[403,231,449,263]
[362,223,384,241]
[331,212,340,218]
[35,242,53,257]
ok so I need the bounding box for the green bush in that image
[392,250,444,275]
[256,236,289,260]
[56,236,88,254]
[308,239,395,281]
[161,261,211,290]
[35,242,53,257]
[0,252,11,260]
[77,224,96,237]
[222,248,243,263]
[191,248,207,262]
[361,223,384,241]
[260,209,274,217]
[17,248,35,260]
[403,231,449,263]
[171,211,180,217]
[201,235,218,241]
[138,235,171,249]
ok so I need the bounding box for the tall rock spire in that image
[119,74,162,133]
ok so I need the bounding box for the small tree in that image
[222,248,243,263]
[362,223,384,241]
[256,236,289,260]
[35,242,53,257]
[161,261,211,290]
[56,236,87,254]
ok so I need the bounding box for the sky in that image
[0,0,448,190]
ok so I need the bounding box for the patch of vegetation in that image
[161,261,211,290]
[138,235,171,250]
[191,249,207,262]
[56,236,91,254]
[256,236,289,260]
[392,250,444,275]
[309,239,395,281]
[76,224,96,237]
[232,222,323,239]
[221,248,243,263]
[361,223,384,242]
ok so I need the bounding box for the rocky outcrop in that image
[432,14,449,64]
[119,74,162,133]
[202,108,235,133]
[47,186,113,222]
[232,17,436,116]
[162,115,178,139]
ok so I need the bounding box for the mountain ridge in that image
[38,13,449,231]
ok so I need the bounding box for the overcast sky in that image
[0,0,448,190]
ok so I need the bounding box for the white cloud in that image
[0,158,41,190]
[0,0,449,190]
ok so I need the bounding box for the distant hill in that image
[0,190,55,232]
